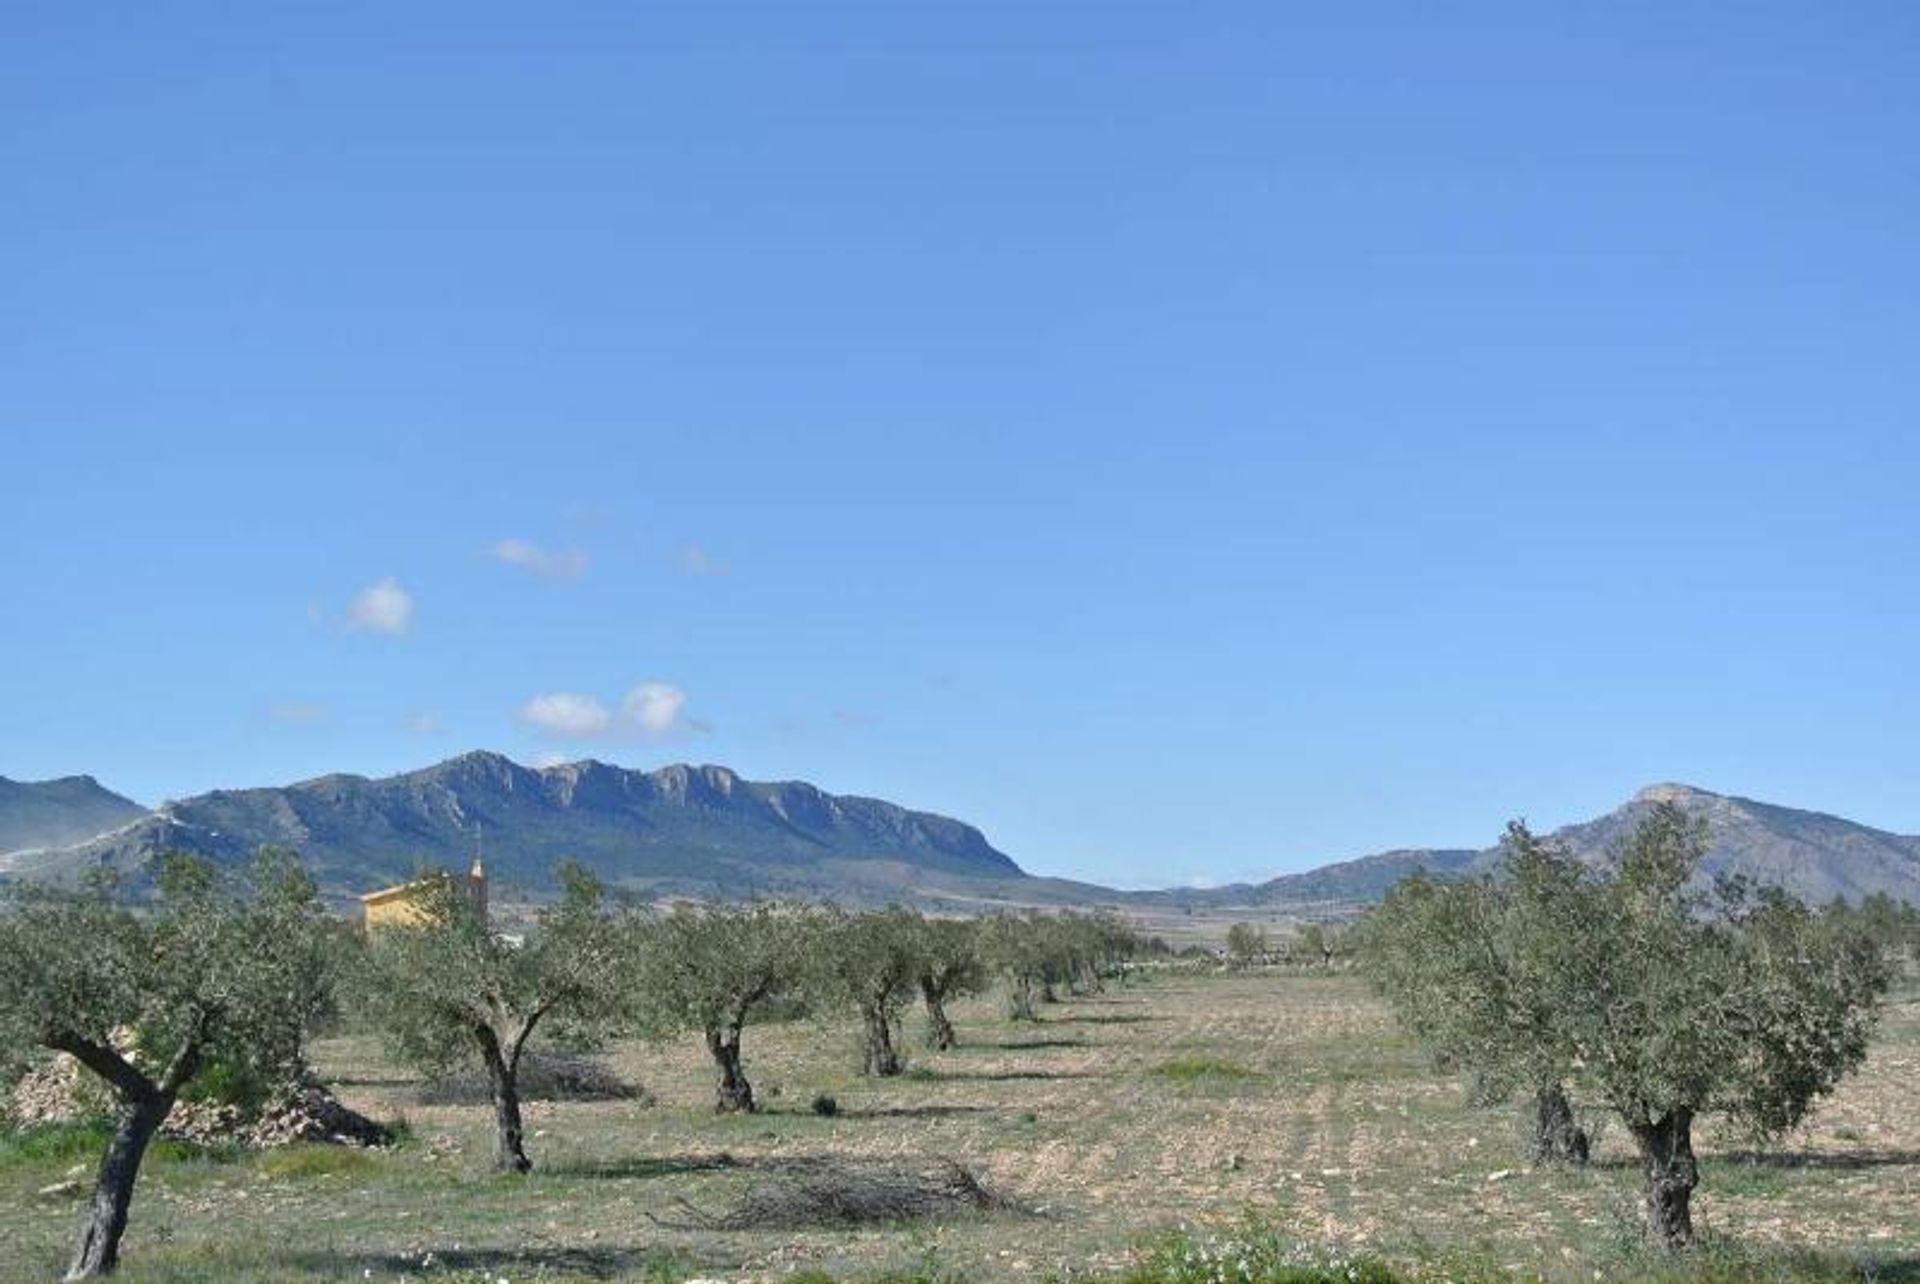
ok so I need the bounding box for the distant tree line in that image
[1224,920,1350,969]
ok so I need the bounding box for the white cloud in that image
[520,692,613,737]
[675,541,728,577]
[623,682,687,734]
[491,538,588,581]
[519,681,692,740]
[346,577,414,634]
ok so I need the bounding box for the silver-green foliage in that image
[810,907,924,1076]
[1364,804,1888,1247]
[0,852,336,1279]
[630,901,817,1111]
[355,862,624,1173]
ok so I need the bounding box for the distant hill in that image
[1531,782,1920,904]
[1178,783,1920,909]
[0,775,148,855]
[1133,848,1483,910]
[0,752,1030,903]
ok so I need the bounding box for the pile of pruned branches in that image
[654,1155,1008,1229]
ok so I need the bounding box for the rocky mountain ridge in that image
[0,752,1023,902]
[7,757,1920,909]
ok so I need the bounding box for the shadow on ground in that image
[1590,1148,1920,1174]
[284,1246,688,1280]
[908,1068,1095,1082]
[1057,1013,1158,1025]
[546,1151,745,1180]
[1718,1148,1920,1171]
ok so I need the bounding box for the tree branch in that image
[507,1005,549,1073]
[156,1005,216,1097]
[46,1031,157,1103]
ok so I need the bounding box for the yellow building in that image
[359,856,488,931]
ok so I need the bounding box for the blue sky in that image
[4,2,1918,886]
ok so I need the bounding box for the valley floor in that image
[3,971,1917,1282]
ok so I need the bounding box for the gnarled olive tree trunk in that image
[473,1020,536,1174]
[54,1022,206,1281]
[920,976,957,1051]
[859,1003,902,1076]
[1531,1080,1590,1166]
[67,1090,171,1280]
[1629,1107,1698,1248]
[1006,974,1037,1022]
[706,1023,756,1112]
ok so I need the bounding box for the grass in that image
[0,1118,114,1167]
[1,973,1916,1282]
[1151,1055,1267,1084]
[250,1142,383,1180]
[0,1119,245,1173]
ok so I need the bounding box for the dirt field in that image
[3,969,1916,1282]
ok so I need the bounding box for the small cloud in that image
[532,751,574,769]
[406,710,445,735]
[261,701,327,725]
[346,577,414,634]
[675,541,728,577]
[490,538,588,581]
[520,692,614,737]
[623,682,687,735]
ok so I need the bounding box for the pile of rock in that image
[7,1052,111,1128]
[244,1074,394,1148]
[6,1054,394,1150]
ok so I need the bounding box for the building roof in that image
[359,876,439,905]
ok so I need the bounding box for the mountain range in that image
[4,753,1920,909]
[0,774,147,855]
[0,753,1043,906]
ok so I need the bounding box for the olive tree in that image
[632,902,815,1112]
[1364,829,1590,1166]
[1087,909,1143,986]
[1224,922,1268,968]
[812,907,923,1076]
[1367,805,1888,1247]
[0,853,335,1280]
[980,912,1052,1020]
[912,916,986,1050]
[357,864,623,1173]
[1293,921,1339,967]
